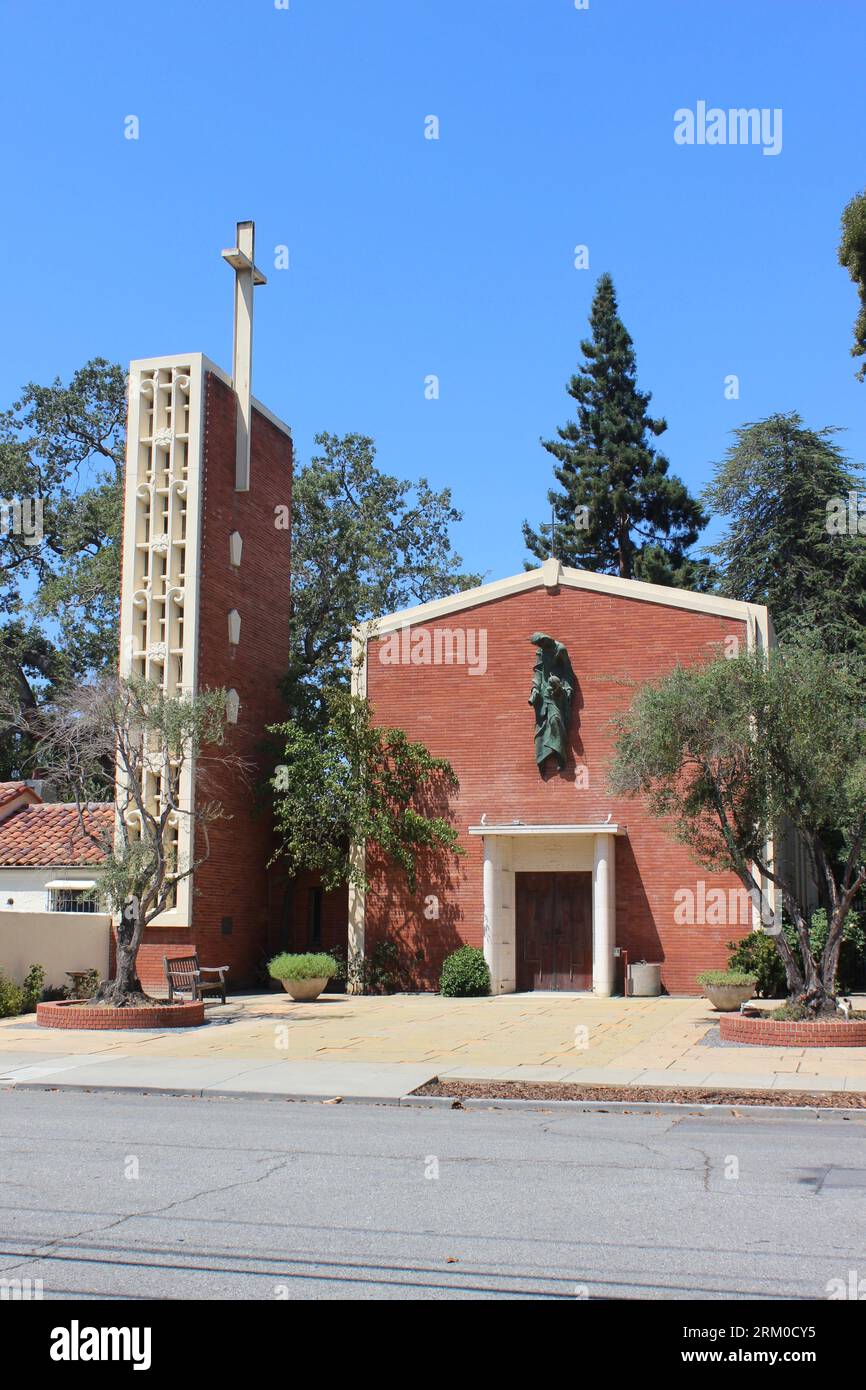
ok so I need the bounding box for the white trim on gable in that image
[355,558,770,642]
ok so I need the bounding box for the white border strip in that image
[358,558,769,639]
[468,823,621,836]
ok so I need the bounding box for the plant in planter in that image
[697,970,757,1012]
[268,952,338,1001]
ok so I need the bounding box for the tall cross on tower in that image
[221,220,267,491]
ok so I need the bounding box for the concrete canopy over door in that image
[468,825,620,995]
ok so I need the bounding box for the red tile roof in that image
[0,803,113,867]
[0,782,36,810]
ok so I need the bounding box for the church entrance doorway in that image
[515,871,593,990]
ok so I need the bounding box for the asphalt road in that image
[1,1090,864,1300]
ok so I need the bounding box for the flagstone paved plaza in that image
[3,993,866,1094]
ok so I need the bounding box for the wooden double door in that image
[515,871,593,991]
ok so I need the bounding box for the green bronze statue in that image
[528,633,576,771]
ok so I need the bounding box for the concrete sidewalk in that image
[2,992,866,1100]
[1,1049,864,1101]
[0,1051,436,1099]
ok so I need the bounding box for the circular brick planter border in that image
[36,999,205,1030]
[720,1012,866,1048]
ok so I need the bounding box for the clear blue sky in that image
[2,0,864,579]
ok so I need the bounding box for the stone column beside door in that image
[592,833,616,995]
[483,836,516,994]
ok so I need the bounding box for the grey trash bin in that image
[628,961,662,997]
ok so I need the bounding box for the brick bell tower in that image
[117,222,292,990]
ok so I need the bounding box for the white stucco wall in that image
[0,867,100,913]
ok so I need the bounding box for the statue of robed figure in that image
[528,632,576,772]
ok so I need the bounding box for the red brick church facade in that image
[350,559,773,996]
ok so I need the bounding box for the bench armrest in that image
[199,966,230,976]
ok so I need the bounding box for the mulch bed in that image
[414,1079,866,1108]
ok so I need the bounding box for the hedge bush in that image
[0,971,23,1018]
[726,931,786,998]
[727,910,866,997]
[267,952,338,982]
[439,946,490,998]
[0,963,44,1017]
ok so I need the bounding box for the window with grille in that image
[48,887,100,913]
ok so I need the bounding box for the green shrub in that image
[0,963,46,1016]
[79,968,100,1000]
[696,970,757,989]
[359,941,404,994]
[21,963,45,1012]
[770,1002,814,1022]
[727,910,866,998]
[808,910,866,993]
[61,968,100,1001]
[439,946,490,998]
[267,952,338,982]
[0,971,24,1018]
[335,941,422,995]
[726,933,786,998]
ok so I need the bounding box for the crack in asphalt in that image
[0,1153,297,1278]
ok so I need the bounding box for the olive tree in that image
[24,676,238,1005]
[609,644,866,1015]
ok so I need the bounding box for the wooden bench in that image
[164,954,229,1005]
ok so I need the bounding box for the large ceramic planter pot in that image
[703,983,755,1012]
[281,977,329,1002]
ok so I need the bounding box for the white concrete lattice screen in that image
[118,360,204,921]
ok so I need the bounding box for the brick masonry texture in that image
[136,372,292,993]
[719,1013,866,1047]
[267,867,348,962]
[365,583,755,994]
[36,999,204,1029]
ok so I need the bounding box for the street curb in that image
[5,1077,866,1118]
[401,1094,866,1118]
[5,1079,407,1105]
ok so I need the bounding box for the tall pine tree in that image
[839,185,866,382]
[524,274,709,587]
[703,413,866,654]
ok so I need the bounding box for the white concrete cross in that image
[221,220,267,491]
